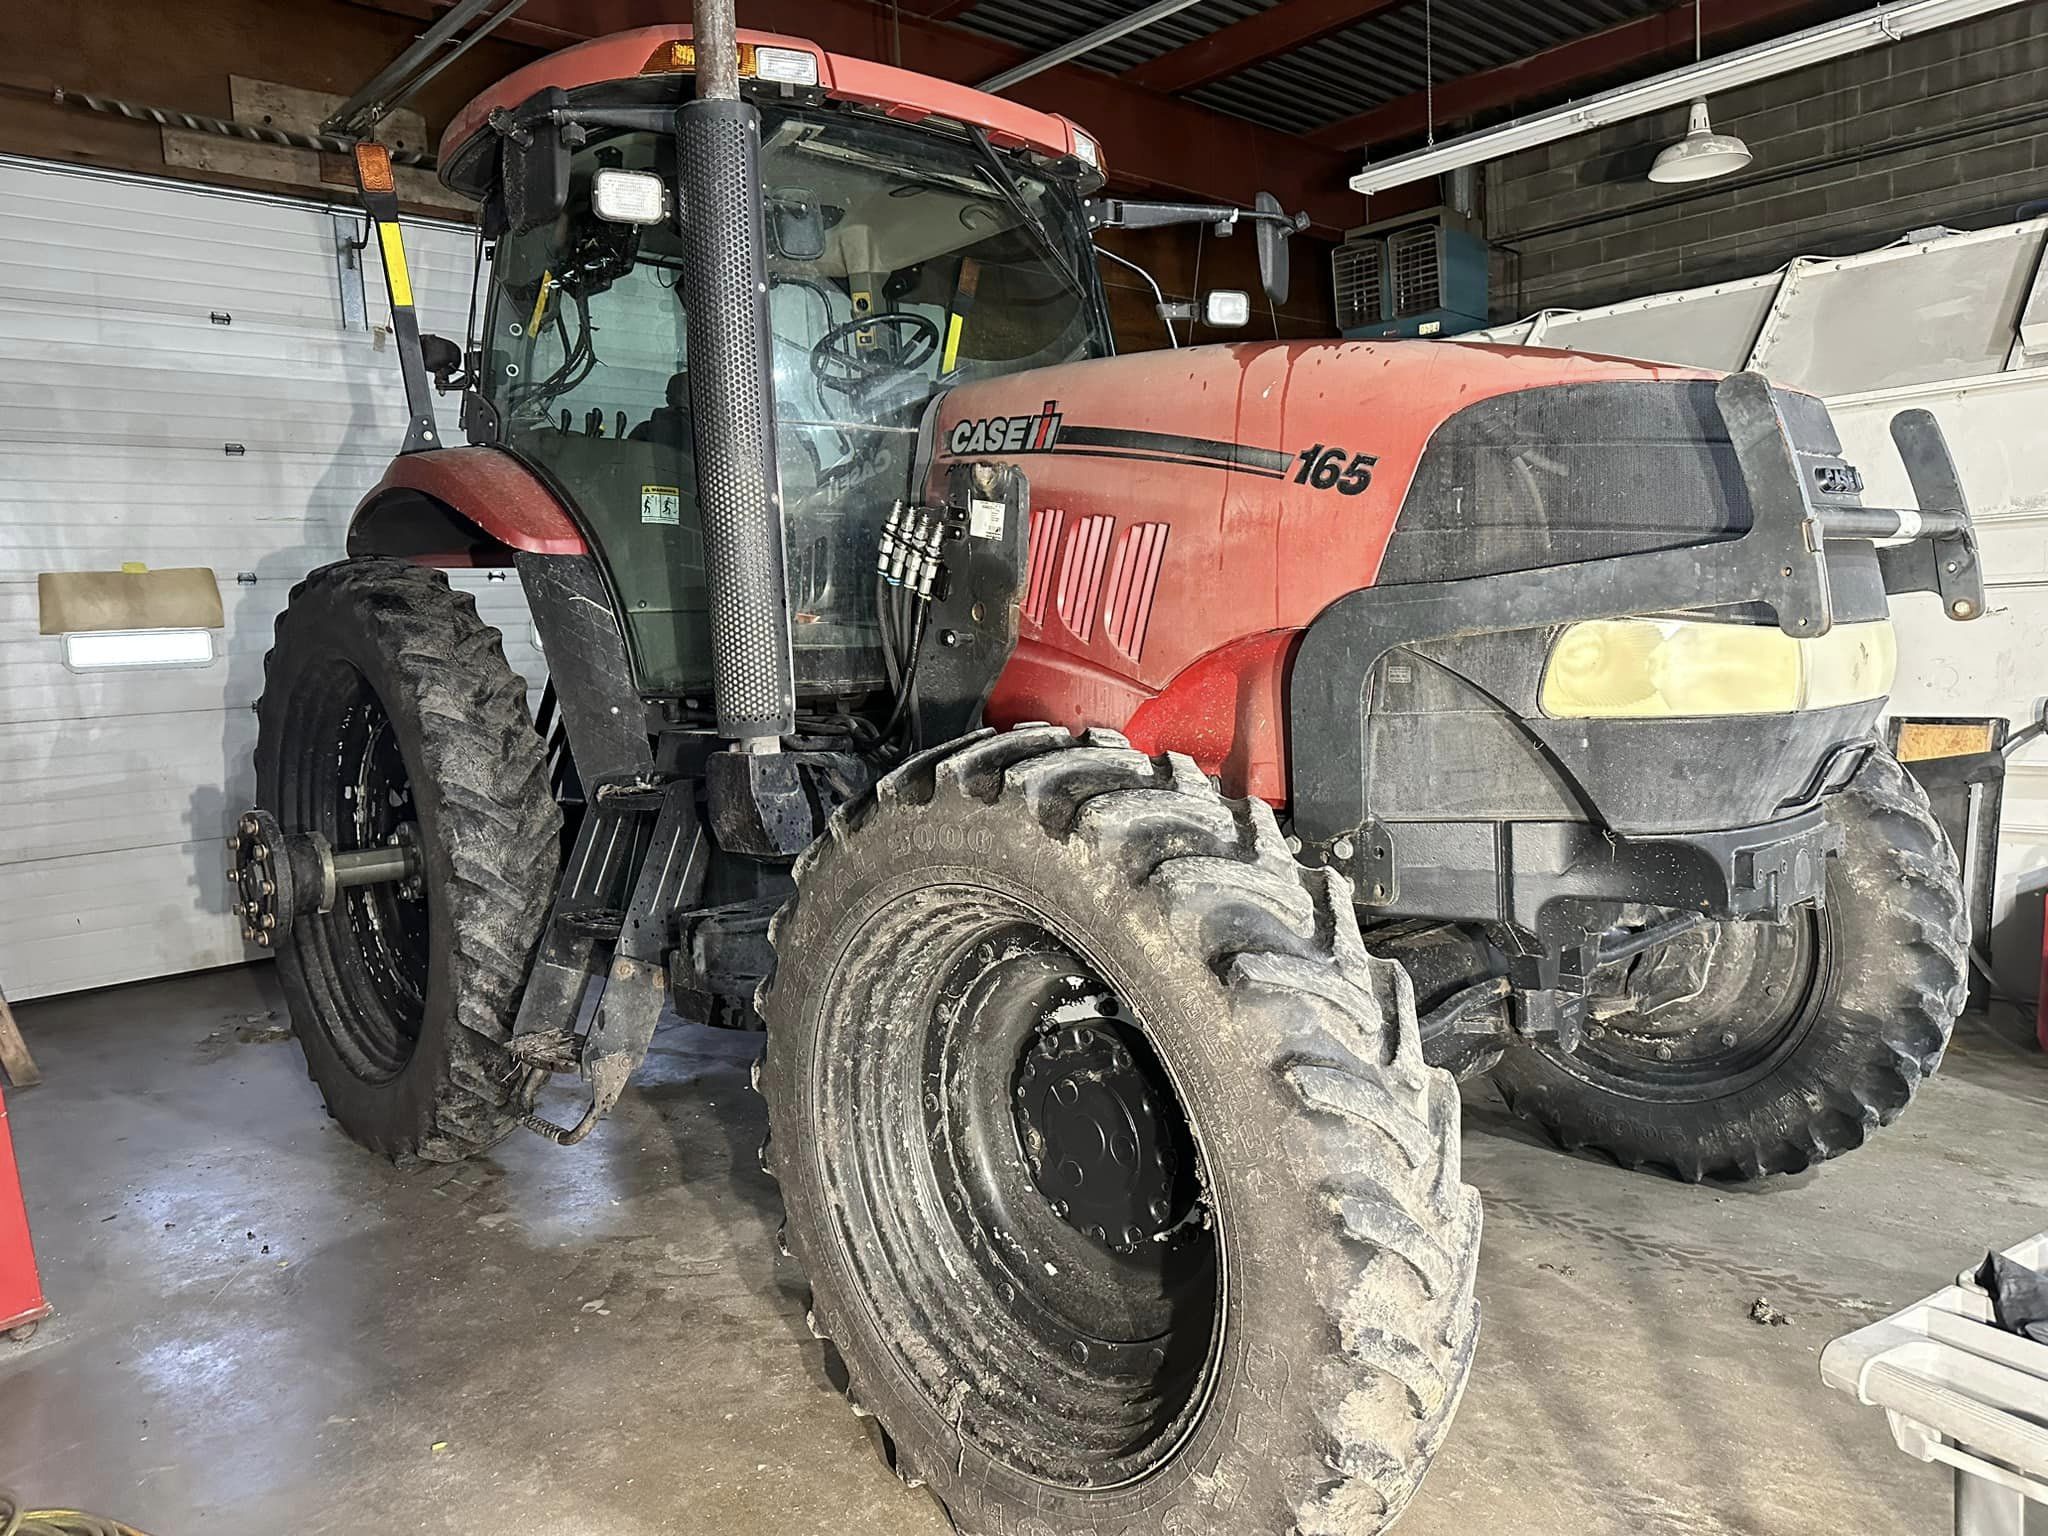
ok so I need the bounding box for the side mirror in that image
[1253,191,1293,307]
[419,333,466,392]
[499,90,570,234]
[1203,290,1251,328]
[767,188,827,261]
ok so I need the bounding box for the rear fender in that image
[346,447,589,566]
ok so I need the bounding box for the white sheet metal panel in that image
[1829,366,2048,992]
[1521,274,1783,372]
[0,157,536,1000]
[1748,222,2048,396]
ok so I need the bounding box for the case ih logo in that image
[944,403,1306,483]
[949,402,1064,457]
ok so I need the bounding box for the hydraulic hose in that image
[0,1492,152,1536]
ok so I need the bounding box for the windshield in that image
[480,104,1108,695]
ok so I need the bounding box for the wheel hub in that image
[1014,1007,1180,1254]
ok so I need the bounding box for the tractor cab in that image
[431,29,1113,697]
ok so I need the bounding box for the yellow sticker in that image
[377,222,414,310]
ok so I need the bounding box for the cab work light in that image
[1540,616,1897,718]
[755,46,821,86]
[592,168,668,225]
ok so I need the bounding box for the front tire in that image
[759,727,1481,1536]
[255,558,561,1161]
[1490,747,1967,1181]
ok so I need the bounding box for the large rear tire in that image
[1489,747,1966,1182]
[255,558,561,1162]
[758,726,1481,1536]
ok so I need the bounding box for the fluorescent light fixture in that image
[591,168,667,226]
[1649,100,1753,183]
[63,628,216,671]
[755,45,821,87]
[1349,0,2031,196]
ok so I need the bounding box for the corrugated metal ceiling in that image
[948,0,1676,135]
[951,0,1280,73]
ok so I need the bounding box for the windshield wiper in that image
[965,127,1090,309]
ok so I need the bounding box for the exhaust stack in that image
[682,0,795,750]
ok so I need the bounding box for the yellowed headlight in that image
[1540,617,1896,718]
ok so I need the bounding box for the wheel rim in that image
[813,884,1221,1489]
[286,659,431,1083]
[1555,906,1833,1102]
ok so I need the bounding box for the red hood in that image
[930,338,1717,687]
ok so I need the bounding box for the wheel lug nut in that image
[1148,1198,1171,1222]
[1654,1043,1674,1060]
[1720,1031,1738,1047]
[1122,1225,1144,1247]
[1071,1341,1090,1365]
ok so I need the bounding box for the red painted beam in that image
[373,0,1366,228]
[1308,0,1832,151]
[1126,0,1406,96]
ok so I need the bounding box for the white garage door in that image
[0,156,541,1001]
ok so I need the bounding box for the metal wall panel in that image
[0,157,535,1001]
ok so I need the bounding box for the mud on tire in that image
[256,557,561,1162]
[757,726,1481,1536]
[1490,747,1967,1182]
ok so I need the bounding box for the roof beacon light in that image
[1648,99,1753,183]
[754,45,821,86]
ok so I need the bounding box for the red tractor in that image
[232,8,1976,1533]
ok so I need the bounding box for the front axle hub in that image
[1013,1015,1181,1254]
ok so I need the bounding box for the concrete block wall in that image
[1485,2,2048,319]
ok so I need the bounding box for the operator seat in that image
[631,371,695,450]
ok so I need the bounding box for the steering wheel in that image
[809,311,942,395]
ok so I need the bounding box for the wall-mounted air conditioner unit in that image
[1331,207,1489,339]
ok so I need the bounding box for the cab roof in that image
[440,24,1097,174]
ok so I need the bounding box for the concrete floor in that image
[3,966,2044,1535]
